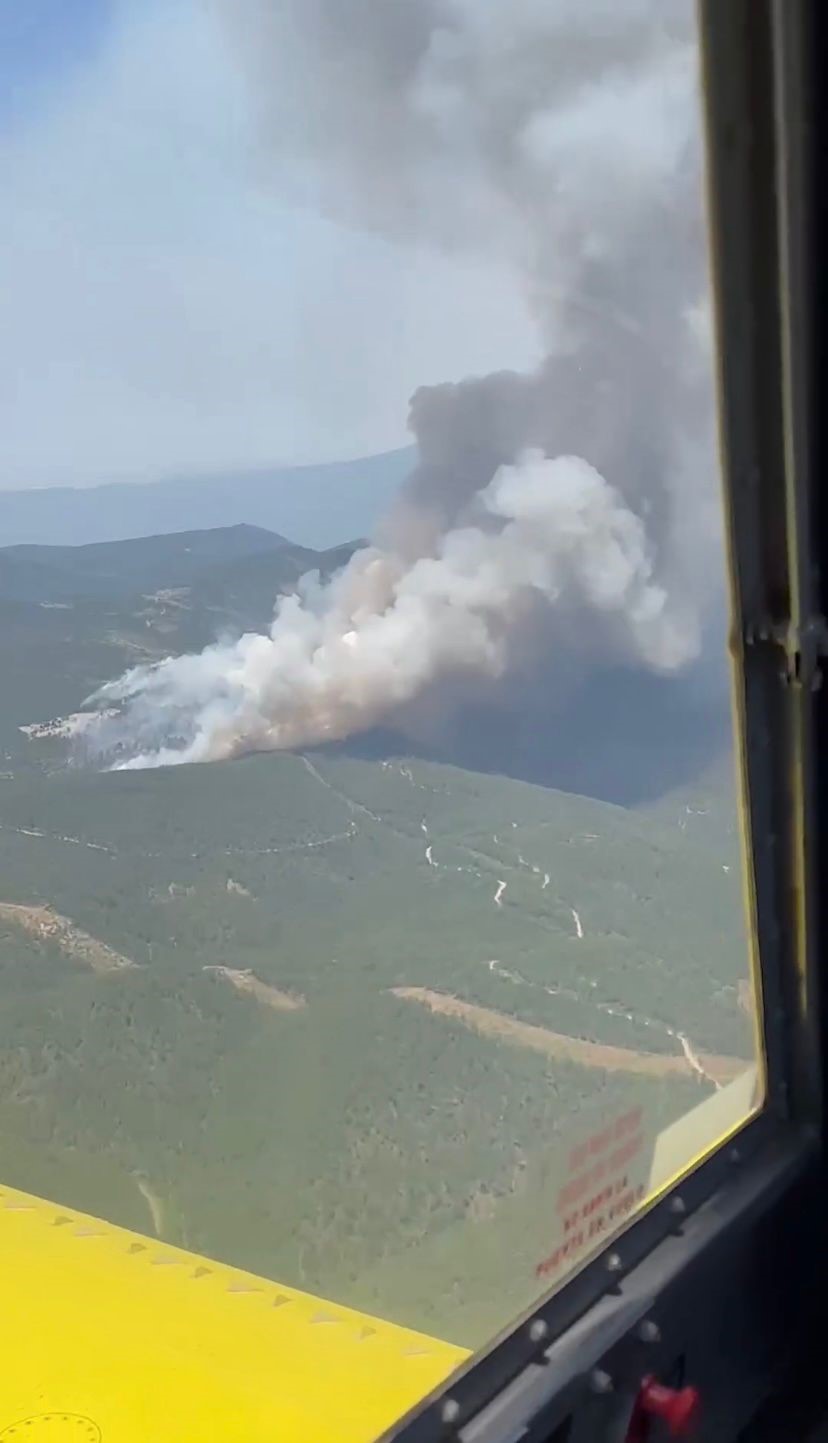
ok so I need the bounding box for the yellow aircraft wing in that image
[0,1182,468,1443]
[0,1072,760,1442]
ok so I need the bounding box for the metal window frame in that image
[382,3,826,1439]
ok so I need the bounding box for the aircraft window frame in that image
[380,2,825,1438]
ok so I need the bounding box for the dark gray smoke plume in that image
[84,0,724,771]
[224,0,716,579]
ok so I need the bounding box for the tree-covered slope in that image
[0,748,752,1342]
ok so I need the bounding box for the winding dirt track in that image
[390,987,747,1085]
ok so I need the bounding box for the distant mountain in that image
[0,524,289,603]
[0,448,414,550]
[0,524,362,770]
[0,519,732,807]
[182,537,361,629]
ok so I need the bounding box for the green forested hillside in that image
[0,745,753,1342]
[0,524,755,1345]
[0,528,358,773]
[0,524,289,602]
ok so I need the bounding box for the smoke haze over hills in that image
[79,0,728,772]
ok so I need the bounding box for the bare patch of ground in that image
[202,965,306,1011]
[0,902,138,974]
[226,878,253,898]
[390,987,746,1084]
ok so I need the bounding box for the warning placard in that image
[533,1065,759,1286]
[535,1106,647,1282]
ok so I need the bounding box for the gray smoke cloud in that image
[83,0,721,770]
[87,451,697,768]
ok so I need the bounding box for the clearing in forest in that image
[0,901,138,974]
[390,987,746,1085]
[202,965,306,1011]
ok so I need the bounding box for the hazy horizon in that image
[0,442,414,497]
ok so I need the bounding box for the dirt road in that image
[391,987,746,1085]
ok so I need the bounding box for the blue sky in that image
[0,0,536,490]
[0,0,113,127]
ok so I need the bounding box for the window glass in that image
[0,0,761,1436]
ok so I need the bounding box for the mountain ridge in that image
[0,523,293,604]
[0,448,414,550]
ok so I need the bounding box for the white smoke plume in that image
[84,0,721,769]
[86,453,698,768]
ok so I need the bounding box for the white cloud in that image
[0,0,537,489]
